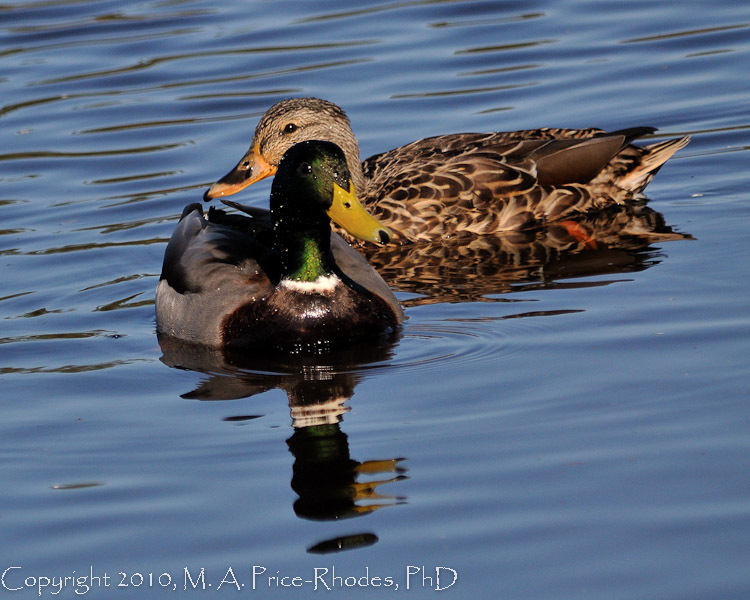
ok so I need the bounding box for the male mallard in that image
[156,140,403,350]
[204,97,690,244]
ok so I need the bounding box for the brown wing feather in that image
[365,151,542,241]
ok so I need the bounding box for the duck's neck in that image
[348,157,367,197]
[276,226,335,283]
[335,134,367,197]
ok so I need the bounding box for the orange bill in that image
[203,144,276,201]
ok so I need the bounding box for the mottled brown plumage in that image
[361,201,693,305]
[204,98,690,244]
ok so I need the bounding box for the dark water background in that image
[1,1,748,598]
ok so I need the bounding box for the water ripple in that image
[621,22,750,44]
[390,305,580,375]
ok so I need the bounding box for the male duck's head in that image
[271,140,391,245]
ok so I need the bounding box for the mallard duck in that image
[204,97,690,244]
[156,140,404,351]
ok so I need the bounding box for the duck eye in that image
[299,162,312,175]
[283,123,298,135]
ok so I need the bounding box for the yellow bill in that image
[327,181,392,245]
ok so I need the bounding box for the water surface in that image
[1,1,749,598]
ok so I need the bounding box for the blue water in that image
[1,1,749,598]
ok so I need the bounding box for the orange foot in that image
[559,220,598,250]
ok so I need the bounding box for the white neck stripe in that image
[280,274,341,294]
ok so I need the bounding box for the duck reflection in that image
[361,202,692,305]
[158,201,689,551]
[158,333,408,552]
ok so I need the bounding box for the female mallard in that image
[204,97,689,244]
[156,140,403,351]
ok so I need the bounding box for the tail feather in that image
[618,135,690,192]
